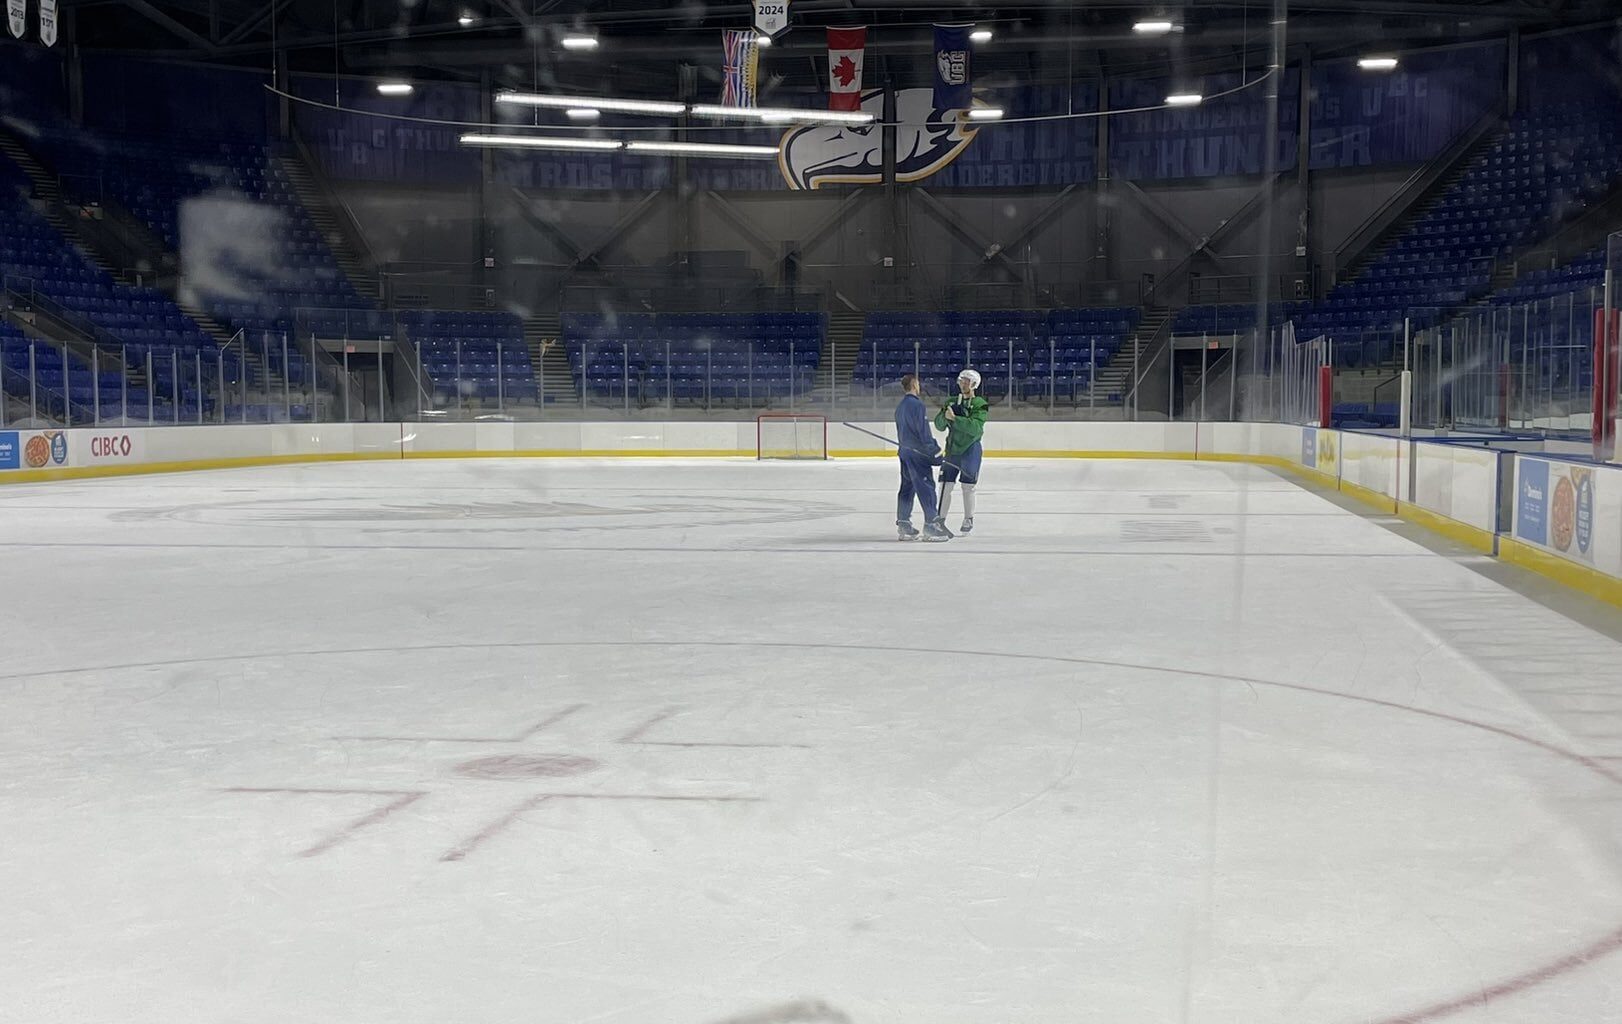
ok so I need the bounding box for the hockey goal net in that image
[757,413,828,460]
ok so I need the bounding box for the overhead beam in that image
[120,0,217,50]
[911,187,1026,280]
[950,184,1079,290]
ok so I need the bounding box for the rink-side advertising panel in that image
[0,429,70,472]
[1505,456,1622,602]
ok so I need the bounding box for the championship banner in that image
[827,27,865,111]
[7,0,25,40]
[932,24,972,110]
[753,0,789,40]
[721,29,759,107]
[38,0,55,46]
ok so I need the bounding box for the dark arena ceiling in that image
[60,0,1621,93]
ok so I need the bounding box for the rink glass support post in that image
[146,349,155,424]
[92,347,100,425]
[196,353,204,425]
[871,341,879,418]
[789,339,796,413]
[343,343,352,423]
[1318,365,1332,428]
[1048,337,1056,415]
[28,343,37,423]
[171,351,179,424]
[621,343,629,416]
[283,334,291,421]
[1090,337,1096,409]
[378,340,391,421]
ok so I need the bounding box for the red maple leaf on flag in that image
[833,55,859,87]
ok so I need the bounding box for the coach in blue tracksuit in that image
[894,373,951,542]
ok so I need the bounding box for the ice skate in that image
[897,521,921,542]
[923,519,953,541]
[960,516,974,535]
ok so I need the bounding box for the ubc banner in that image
[38,0,55,46]
[7,0,25,40]
[932,25,972,110]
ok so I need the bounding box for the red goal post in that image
[756,413,828,460]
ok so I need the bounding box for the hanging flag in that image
[721,29,760,108]
[826,27,866,111]
[38,0,55,45]
[7,0,25,39]
[932,24,972,110]
[753,0,789,40]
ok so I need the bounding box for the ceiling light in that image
[969,28,993,43]
[1358,56,1399,71]
[690,104,875,125]
[1133,20,1175,34]
[459,133,623,150]
[376,82,414,96]
[494,91,686,115]
[967,107,1004,120]
[457,12,476,26]
[755,34,772,46]
[565,108,599,120]
[560,34,598,50]
[1165,92,1203,106]
[625,141,781,158]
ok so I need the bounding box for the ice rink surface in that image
[3,456,1622,1024]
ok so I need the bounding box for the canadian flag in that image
[827,26,866,111]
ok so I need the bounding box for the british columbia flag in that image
[721,29,759,107]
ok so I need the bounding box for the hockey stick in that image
[838,421,963,473]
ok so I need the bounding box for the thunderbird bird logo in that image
[778,87,982,190]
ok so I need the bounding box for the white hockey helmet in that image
[958,368,982,389]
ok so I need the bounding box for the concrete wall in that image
[339,158,1423,313]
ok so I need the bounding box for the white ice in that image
[3,457,1621,1024]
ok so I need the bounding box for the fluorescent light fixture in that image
[690,104,875,125]
[494,91,686,115]
[626,140,781,158]
[560,34,598,50]
[1165,92,1203,106]
[457,12,476,26]
[565,108,600,120]
[459,133,623,150]
[967,107,1004,120]
[1133,20,1175,34]
[376,82,414,96]
[969,28,993,43]
[756,34,772,46]
[1358,56,1399,70]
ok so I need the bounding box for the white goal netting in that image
[757,414,828,460]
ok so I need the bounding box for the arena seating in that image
[1294,101,1622,365]
[1172,303,1311,336]
[1,154,224,420]
[560,312,822,405]
[399,310,538,407]
[854,308,1138,402]
[40,128,365,403]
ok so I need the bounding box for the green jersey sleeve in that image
[937,396,989,454]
